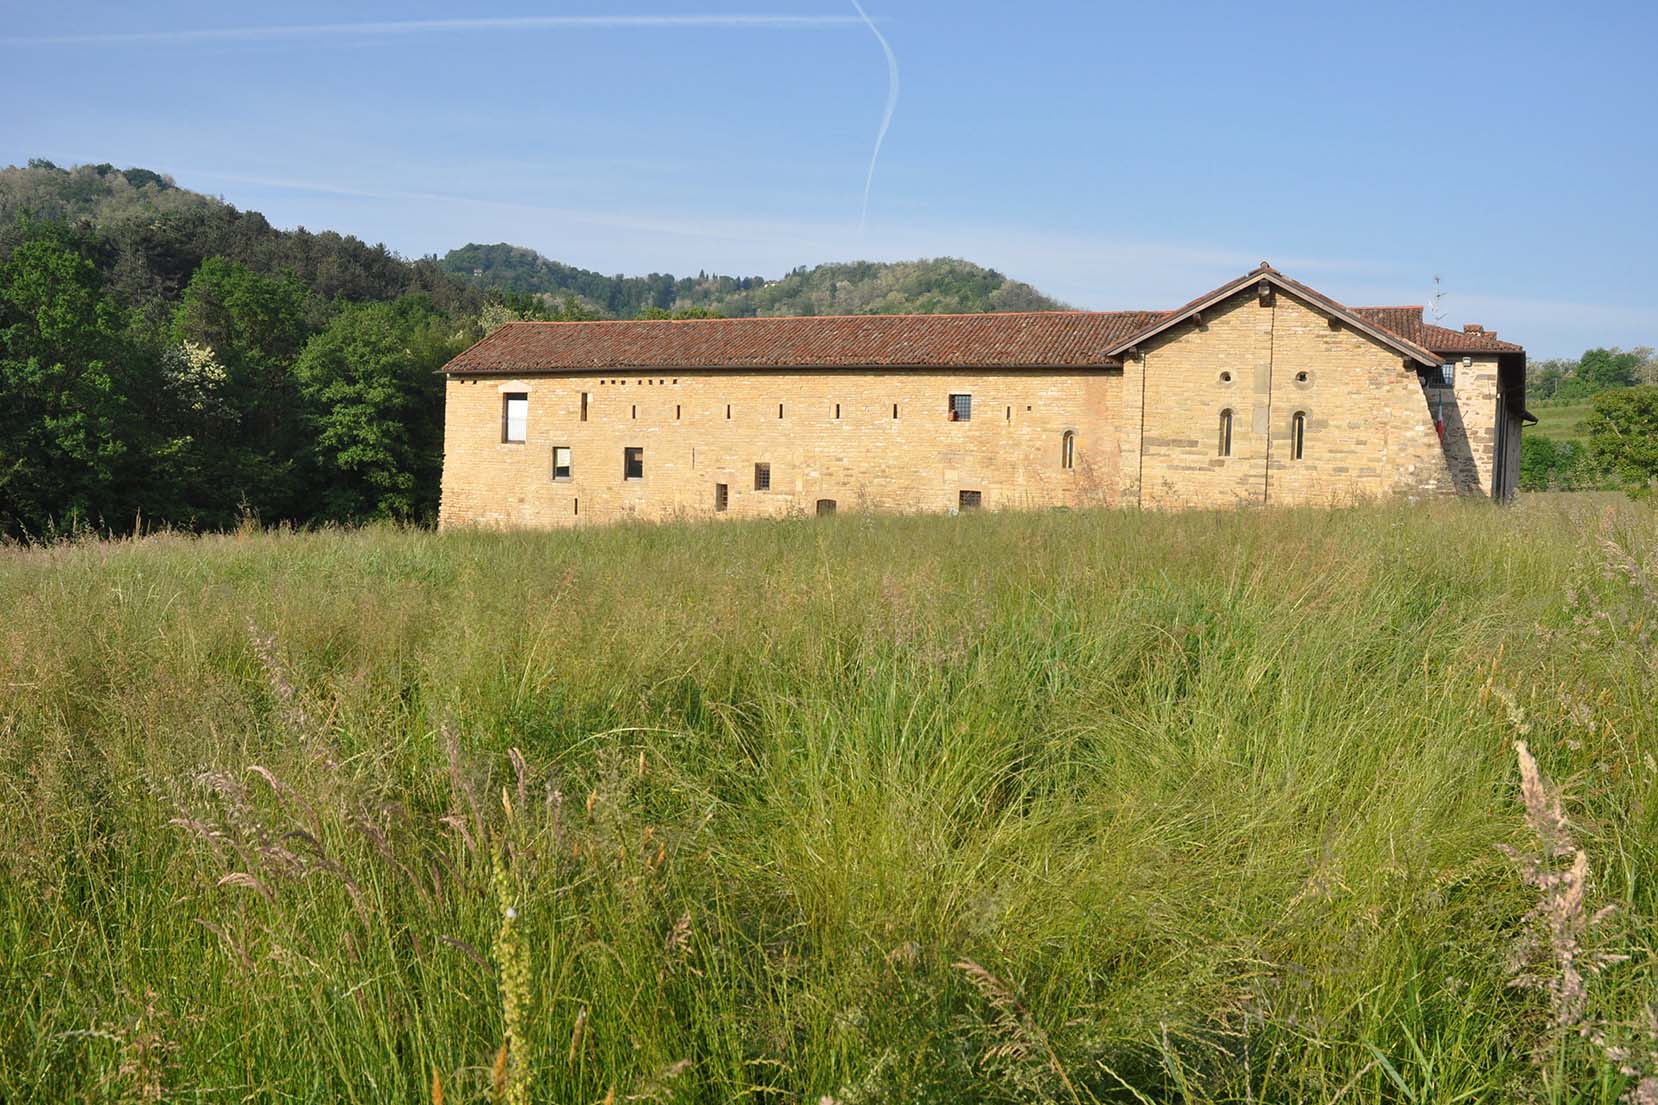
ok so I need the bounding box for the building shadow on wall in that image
[1422,381,1481,495]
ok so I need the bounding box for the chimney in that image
[1463,323,1484,334]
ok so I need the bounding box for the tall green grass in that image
[1,498,1655,1103]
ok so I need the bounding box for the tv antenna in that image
[1429,275,1447,323]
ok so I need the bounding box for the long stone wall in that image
[438,368,1123,528]
[438,292,1504,528]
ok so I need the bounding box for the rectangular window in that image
[1440,362,1456,387]
[624,447,644,480]
[778,403,784,418]
[834,403,841,420]
[579,391,589,422]
[631,404,637,419]
[552,445,572,480]
[949,393,972,421]
[714,483,728,512]
[502,393,528,443]
[726,404,732,419]
[892,403,899,419]
[959,490,982,510]
[675,404,681,420]
[754,462,771,491]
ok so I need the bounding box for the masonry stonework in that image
[437,266,1526,528]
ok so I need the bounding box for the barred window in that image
[949,393,972,421]
[959,489,981,510]
[714,483,728,512]
[754,462,771,491]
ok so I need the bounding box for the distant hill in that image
[440,243,1068,319]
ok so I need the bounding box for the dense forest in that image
[0,160,1071,539]
[441,243,1066,317]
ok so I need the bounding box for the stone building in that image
[437,264,1529,527]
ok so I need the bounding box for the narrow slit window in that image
[725,404,732,419]
[1061,430,1076,470]
[579,391,589,422]
[1219,409,1233,457]
[624,446,644,480]
[1006,405,1012,421]
[552,445,572,480]
[714,483,728,512]
[892,403,899,419]
[948,393,972,421]
[834,403,841,420]
[778,403,784,419]
[675,403,681,420]
[502,393,528,443]
[958,489,982,511]
[573,497,579,515]
[1291,411,1306,460]
[631,404,636,420]
[754,462,771,491]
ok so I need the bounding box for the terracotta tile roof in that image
[443,310,1167,374]
[1352,306,1525,354]
[441,265,1523,376]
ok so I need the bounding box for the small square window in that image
[754,462,771,492]
[959,489,982,510]
[502,393,527,443]
[714,483,728,512]
[624,447,643,480]
[949,393,972,421]
[552,445,572,480]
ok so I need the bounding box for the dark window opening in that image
[502,393,527,443]
[778,403,784,418]
[1219,409,1233,458]
[959,490,982,511]
[834,403,841,419]
[754,462,771,491]
[893,403,899,419]
[949,393,972,421]
[579,391,589,421]
[1291,412,1306,460]
[573,497,579,515]
[714,483,728,512]
[675,404,681,420]
[624,447,644,480]
[552,445,572,480]
[816,499,836,516]
[631,404,637,419]
[1062,430,1076,470]
[725,404,732,419]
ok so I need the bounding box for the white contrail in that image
[2,15,865,47]
[849,0,898,239]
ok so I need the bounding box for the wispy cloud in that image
[848,0,899,238]
[1,14,866,48]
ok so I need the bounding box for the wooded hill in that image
[440,243,1067,318]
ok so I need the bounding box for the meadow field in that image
[2,498,1655,1103]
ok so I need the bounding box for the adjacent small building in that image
[436,263,1528,527]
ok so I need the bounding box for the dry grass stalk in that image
[953,959,1083,1105]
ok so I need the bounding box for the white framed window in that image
[552,446,572,480]
[502,393,528,443]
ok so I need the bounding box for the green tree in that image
[293,297,457,523]
[0,236,157,536]
[170,257,317,519]
[1583,385,1658,493]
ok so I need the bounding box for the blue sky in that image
[3,0,1655,357]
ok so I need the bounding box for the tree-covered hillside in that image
[441,243,1067,318]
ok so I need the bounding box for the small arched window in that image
[1061,430,1076,470]
[1218,409,1233,457]
[1291,411,1307,460]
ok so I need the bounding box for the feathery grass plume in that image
[491,842,531,1105]
[952,959,1083,1105]
[1499,741,1625,1038]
